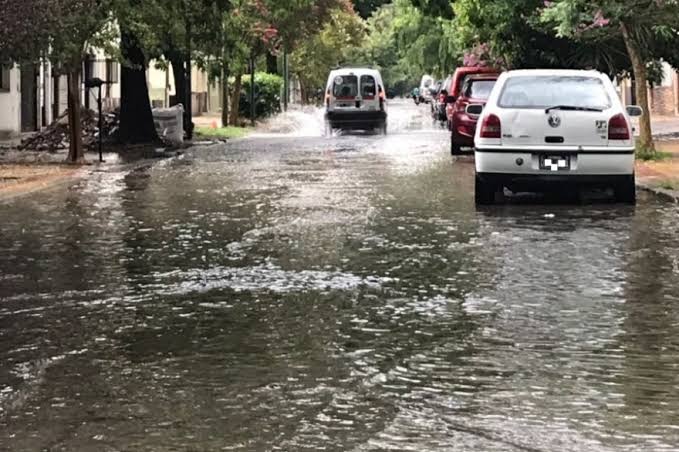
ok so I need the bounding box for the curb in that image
[636,182,679,203]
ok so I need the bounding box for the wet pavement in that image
[1,101,679,451]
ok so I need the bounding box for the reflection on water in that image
[1,105,679,451]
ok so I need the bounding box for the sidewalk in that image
[636,138,679,201]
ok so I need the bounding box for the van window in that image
[360,75,376,97]
[333,75,358,98]
[499,76,611,109]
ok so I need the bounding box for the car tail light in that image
[480,114,501,139]
[325,89,330,107]
[608,114,630,140]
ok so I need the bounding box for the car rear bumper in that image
[326,111,386,128]
[475,148,635,176]
[476,172,634,191]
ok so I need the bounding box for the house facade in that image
[0,55,210,139]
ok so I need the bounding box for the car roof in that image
[330,68,381,75]
[454,66,499,76]
[466,74,500,81]
[504,69,606,79]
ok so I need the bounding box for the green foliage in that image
[239,72,284,119]
[349,0,456,91]
[195,126,251,139]
[658,180,678,191]
[290,9,366,100]
[636,147,672,162]
[354,0,391,19]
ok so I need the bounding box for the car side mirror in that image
[446,95,456,103]
[466,104,484,116]
[626,105,643,117]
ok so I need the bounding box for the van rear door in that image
[331,74,359,110]
[360,74,381,112]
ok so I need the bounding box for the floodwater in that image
[1,101,679,451]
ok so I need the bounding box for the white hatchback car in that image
[324,68,388,135]
[470,69,642,205]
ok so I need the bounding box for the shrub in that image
[239,72,283,120]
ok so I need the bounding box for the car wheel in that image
[324,121,333,137]
[475,174,498,205]
[379,121,388,135]
[614,175,636,204]
[451,136,462,156]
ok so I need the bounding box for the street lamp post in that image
[84,77,113,163]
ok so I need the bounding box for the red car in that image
[448,73,499,155]
[445,67,498,128]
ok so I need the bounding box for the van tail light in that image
[325,89,330,107]
[379,88,386,111]
[608,114,630,140]
[480,114,501,139]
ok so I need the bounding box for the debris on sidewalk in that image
[18,109,120,152]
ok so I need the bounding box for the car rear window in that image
[498,76,611,109]
[333,75,358,98]
[361,75,377,97]
[466,80,496,99]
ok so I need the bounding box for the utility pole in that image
[283,51,289,112]
[184,1,194,139]
[250,53,255,127]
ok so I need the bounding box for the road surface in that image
[1,101,679,451]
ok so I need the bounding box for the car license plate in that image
[540,155,570,172]
[338,103,352,108]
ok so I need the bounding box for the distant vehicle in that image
[445,66,500,132]
[412,87,421,105]
[449,74,498,155]
[419,75,435,104]
[431,75,453,123]
[471,69,642,205]
[324,68,388,135]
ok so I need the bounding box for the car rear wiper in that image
[545,105,603,113]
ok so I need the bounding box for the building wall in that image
[649,86,676,116]
[0,66,21,137]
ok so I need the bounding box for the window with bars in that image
[0,65,11,92]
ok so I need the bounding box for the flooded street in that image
[2,101,679,451]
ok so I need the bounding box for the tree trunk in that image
[221,64,229,127]
[167,49,187,110]
[621,21,654,152]
[230,72,242,126]
[66,69,84,164]
[266,52,278,74]
[185,19,194,140]
[119,27,159,144]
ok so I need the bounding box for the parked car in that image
[471,69,642,205]
[324,68,388,135]
[419,75,435,104]
[431,75,453,123]
[445,66,500,132]
[449,74,498,155]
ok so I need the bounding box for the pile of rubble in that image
[19,109,120,152]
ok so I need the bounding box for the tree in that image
[290,8,366,101]
[354,0,391,19]
[0,0,113,163]
[541,0,679,153]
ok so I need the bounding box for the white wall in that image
[0,66,21,136]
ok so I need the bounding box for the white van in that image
[471,69,642,205]
[419,75,435,104]
[324,68,388,135]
